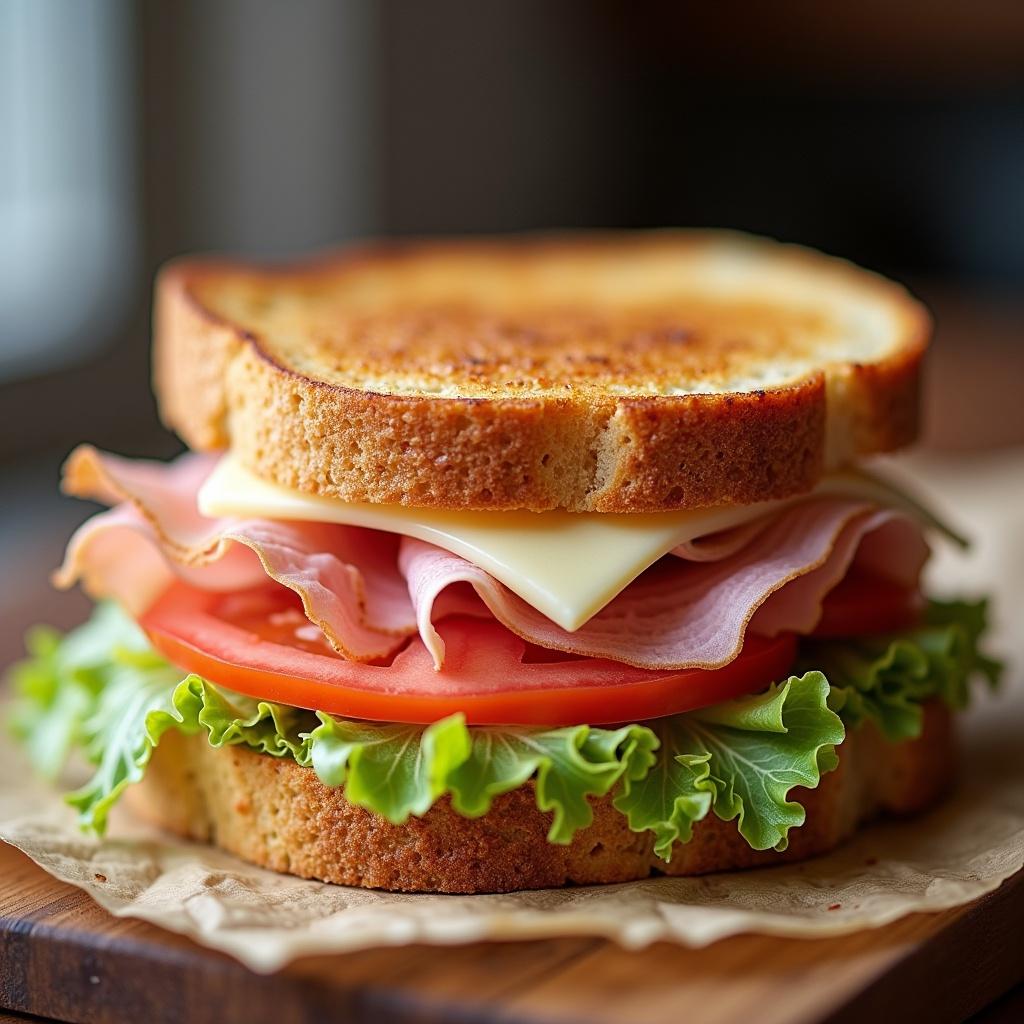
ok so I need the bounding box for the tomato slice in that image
[140,583,798,726]
[814,569,924,637]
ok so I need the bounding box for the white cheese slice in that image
[199,454,940,632]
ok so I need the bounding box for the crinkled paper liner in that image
[1,450,1022,973]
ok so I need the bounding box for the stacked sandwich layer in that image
[11,233,1000,893]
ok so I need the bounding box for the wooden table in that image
[1,841,1022,1024]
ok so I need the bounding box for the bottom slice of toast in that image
[124,701,955,894]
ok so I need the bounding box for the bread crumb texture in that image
[154,232,928,511]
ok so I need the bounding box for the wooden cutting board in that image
[0,843,1020,1024]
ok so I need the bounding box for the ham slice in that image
[58,447,929,673]
[669,517,772,562]
[399,500,928,670]
[748,509,926,636]
[58,447,421,662]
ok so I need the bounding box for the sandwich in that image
[11,232,1000,894]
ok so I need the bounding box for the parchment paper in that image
[1,450,1022,974]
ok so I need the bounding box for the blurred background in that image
[1,0,1023,649]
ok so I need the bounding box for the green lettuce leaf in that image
[9,606,658,842]
[8,602,150,779]
[614,672,844,857]
[446,723,658,842]
[308,714,472,822]
[801,598,1003,741]
[8,599,999,854]
[308,715,658,842]
[68,651,315,832]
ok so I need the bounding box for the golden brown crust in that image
[125,701,954,894]
[153,232,929,512]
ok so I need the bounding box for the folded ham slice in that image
[58,447,929,672]
[668,517,772,562]
[400,501,927,669]
[58,447,422,662]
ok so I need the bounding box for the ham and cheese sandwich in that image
[12,232,1000,893]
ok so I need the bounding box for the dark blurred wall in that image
[380,0,1024,287]
[2,0,1022,470]
[145,0,377,258]
[1,0,379,463]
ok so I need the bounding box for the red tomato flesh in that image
[141,583,798,725]
[813,569,924,637]
[140,568,921,726]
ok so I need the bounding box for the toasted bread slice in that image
[126,701,953,894]
[154,232,928,512]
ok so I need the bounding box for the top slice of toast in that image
[154,231,928,512]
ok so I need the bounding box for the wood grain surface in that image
[0,842,1021,1024]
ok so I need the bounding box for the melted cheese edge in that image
[199,455,924,632]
